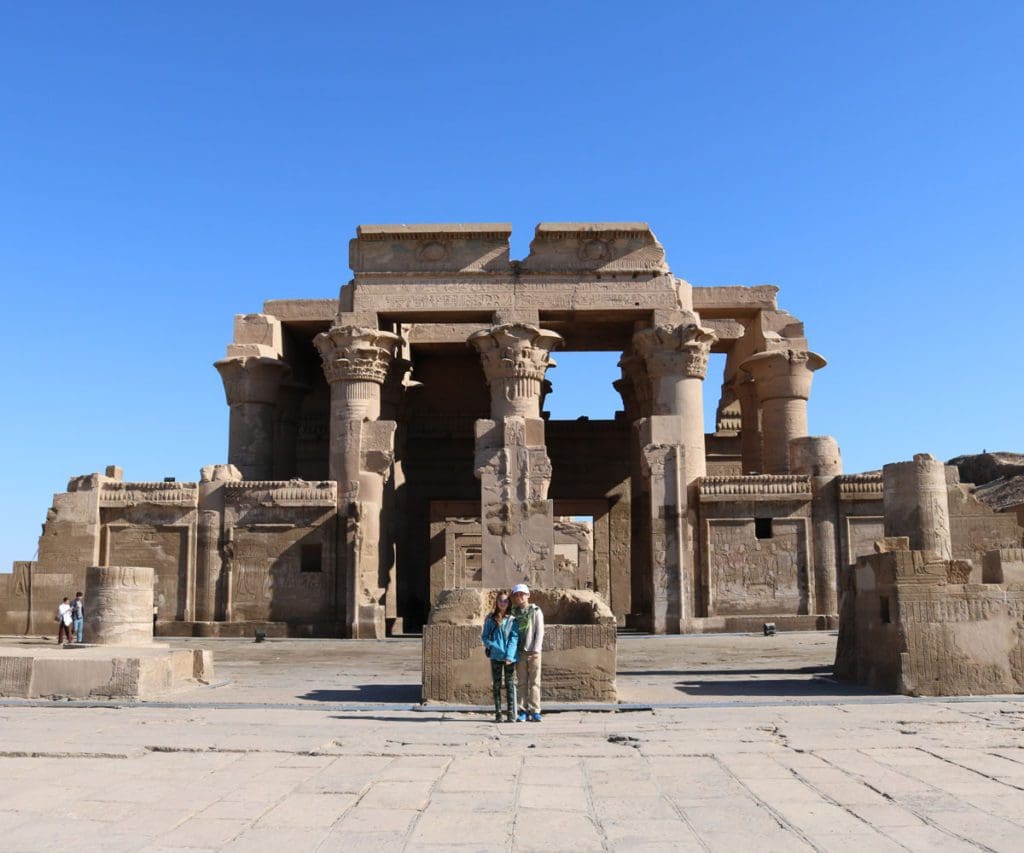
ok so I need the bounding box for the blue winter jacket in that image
[481,613,519,663]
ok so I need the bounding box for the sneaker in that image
[529,712,542,722]
[516,711,527,722]
[494,713,502,723]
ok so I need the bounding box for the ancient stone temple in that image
[2,223,1021,642]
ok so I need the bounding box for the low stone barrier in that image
[421,588,617,703]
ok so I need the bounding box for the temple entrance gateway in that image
[22,221,1009,640]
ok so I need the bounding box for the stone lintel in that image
[692,285,779,314]
[524,222,668,274]
[351,224,512,275]
[357,223,513,239]
[262,299,337,323]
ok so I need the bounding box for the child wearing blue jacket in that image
[481,590,519,722]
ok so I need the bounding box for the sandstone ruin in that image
[0,222,1021,697]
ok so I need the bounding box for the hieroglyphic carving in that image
[845,515,885,567]
[106,525,188,619]
[707,518,808,616]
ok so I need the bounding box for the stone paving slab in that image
[0,632,1022,850]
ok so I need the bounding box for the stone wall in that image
[834,544,1024,696]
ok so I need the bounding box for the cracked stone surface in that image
[0,632,1022,851]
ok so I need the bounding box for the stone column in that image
[314,325,401,638]
[883,453,953,559]
[790,436,842,616]
[633,316,716,631]
[633,319,716,486]
[215,356,290,480]
[468,323,561,420]
[734,373,763,474]
[194,463,242,624]
[739,349,826,474]
[84,565,154,645]
[468,323,562,589]
[273,381,308,480]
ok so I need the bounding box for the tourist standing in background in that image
[511,583,544,722]
[56,597,73,645]
[71,591,84,643]
[481,590,519,722]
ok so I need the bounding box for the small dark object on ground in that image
[254,629,267,643]
[763,622,776,636]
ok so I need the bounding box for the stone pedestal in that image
[883,453,953,560]
[215,356,290,480]
[314,324,401,638]
[790,436,842,615]
[85,565,154,646]
[739,350,826,474]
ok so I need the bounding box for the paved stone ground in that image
[1,632,1023,851]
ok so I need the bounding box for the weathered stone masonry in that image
[2,223,1021,648]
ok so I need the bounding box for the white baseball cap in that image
[511,583,530,595]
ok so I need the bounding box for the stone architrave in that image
[214,356,290,480]
[739,349,826,474]
[469,324,562,589]
[790,436,843,615]
[85,565,155,645]
[632,315,715,630]
[883,454,953,560]
[314,324,401,638]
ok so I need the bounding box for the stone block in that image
[350,224,512,274]
[523,223,668,274]
[193,648,215,682]
[422,623,617,703]
[232,313,283,356]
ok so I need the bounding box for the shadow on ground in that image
[624,665,834,677]
[675,676,881,698]
[300,684,422,703]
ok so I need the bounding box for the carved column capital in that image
[215,356,290,406]
[314,325,401,386]
[633,321,716,381]
[468,323,562,383]
[468,323,562,419]
[739,349,826,402]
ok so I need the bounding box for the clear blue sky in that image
[2,1,1021,572]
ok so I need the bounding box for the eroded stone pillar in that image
[84,565,154,645]
[314,325,401,638]
[633,315,716,630]
[194,463,242,623]
[734,373,763,474]
[215,356,290,480]
[883,453,953,560]
[739,349,826,474]
[469,324,562,589]
[790,436,842,616]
